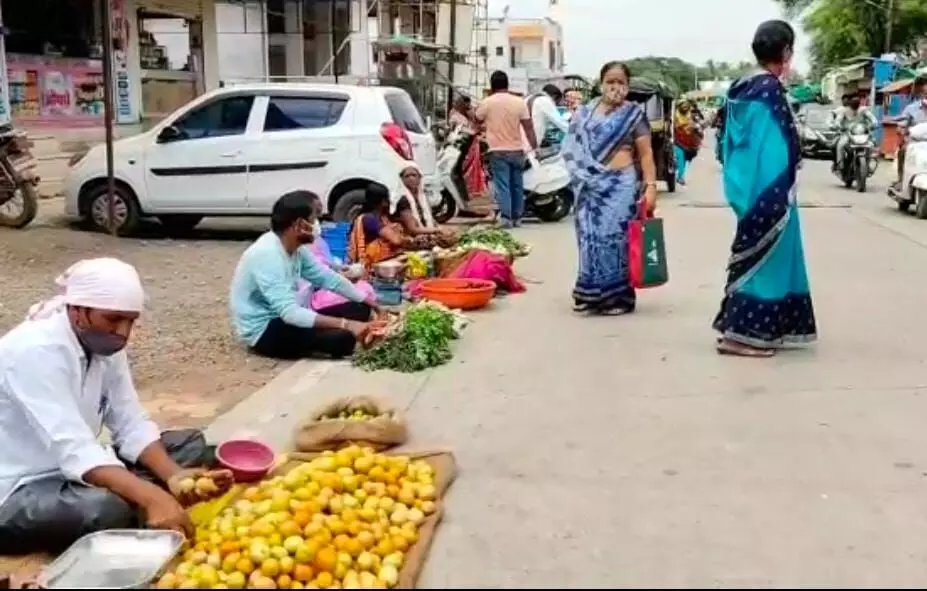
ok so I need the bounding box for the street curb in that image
[204,358,336,448]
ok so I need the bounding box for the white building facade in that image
[469,15,564,96]
[213,0,373,86]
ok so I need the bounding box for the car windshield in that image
[802,106,832,128]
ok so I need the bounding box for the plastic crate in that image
[320,222,351,264]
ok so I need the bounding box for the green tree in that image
[774,0,927,71]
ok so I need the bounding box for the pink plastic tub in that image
[216,439,275,483]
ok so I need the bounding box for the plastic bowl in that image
[418,278,496,310]
[216,439,276,483]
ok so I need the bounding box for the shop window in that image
[172,95,255,140]
[263,96,347,131]
[495,46,503,57]
[267,0,287,34]
[139,17,193,72]
[269,45,288,77]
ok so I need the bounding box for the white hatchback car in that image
[64,83,439,234]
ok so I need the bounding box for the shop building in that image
[213,0,373,86]
[0,0,220,132]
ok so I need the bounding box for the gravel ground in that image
[0,203,285,428]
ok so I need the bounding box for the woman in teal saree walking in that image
[713,20,817,357]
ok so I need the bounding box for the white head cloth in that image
[26,257,145,321]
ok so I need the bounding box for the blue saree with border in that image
[713,72,817,347]
[563,99,647,311]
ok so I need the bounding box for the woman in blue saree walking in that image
[563,61,658,315]
[713,20,817,357]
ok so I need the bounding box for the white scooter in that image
[890,121,927,218]
[432,125,476,223]
[521,146,574,222]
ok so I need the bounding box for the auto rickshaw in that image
[627,77,678,192]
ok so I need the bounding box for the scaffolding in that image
[369,0,489,112]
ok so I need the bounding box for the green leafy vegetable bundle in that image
[458,226,530,257]
[354,302,466,372]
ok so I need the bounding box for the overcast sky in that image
[489,0,811,75]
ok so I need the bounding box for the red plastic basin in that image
[419,278,496,310]
[216,439,275,483]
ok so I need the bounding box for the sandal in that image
[595,306,633,316]
[716,339,775,357]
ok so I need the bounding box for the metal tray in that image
[37,529,184,589]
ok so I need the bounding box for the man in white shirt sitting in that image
[0,258,231,553]
[527,84,570,150]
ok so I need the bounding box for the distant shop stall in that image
[0,0,218,130]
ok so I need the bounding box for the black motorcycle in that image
[833,123,877,193]
[0,127,39,228]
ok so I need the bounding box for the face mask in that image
[603,83,627,104]
[78,328,127,356]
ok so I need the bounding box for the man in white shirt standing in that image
[527,84,570,149]
[0,258,231,553]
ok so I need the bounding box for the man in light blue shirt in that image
[230,191,377,359]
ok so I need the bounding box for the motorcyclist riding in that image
[833,95,877,172]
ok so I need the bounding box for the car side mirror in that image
[157,125,184,143]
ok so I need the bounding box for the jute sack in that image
[293,396,408,452]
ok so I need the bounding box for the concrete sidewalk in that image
[208,158,927,588]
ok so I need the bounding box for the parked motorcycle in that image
[833,122,877,193]
[0,127,39,229]
[890,121,927,218]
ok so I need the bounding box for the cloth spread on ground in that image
[229,231,367,346]
[712,71,817,347]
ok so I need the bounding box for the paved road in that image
[214,155,927,588]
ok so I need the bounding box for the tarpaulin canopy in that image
[789,83,822,104]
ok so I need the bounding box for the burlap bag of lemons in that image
[294,396,408,452]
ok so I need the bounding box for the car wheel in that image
[535,188,573,222]
[159,214,203,233]
[431,190,458,224]
[916,190,927,219]
[331,188,367,222]
[86,183,142,236]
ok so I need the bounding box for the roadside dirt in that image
[0,208,285,428]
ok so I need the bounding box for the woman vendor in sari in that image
[712,20,816,357]
[349,172,457,268]
[562,61,658,316]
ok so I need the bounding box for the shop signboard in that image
[0,4,11,126]
[7,54,105,126]
[110,0,136,124]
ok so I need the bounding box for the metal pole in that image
[331,0,339,83]
[447,0,457,115]
[885,0,895,54]
[100,0,117,235]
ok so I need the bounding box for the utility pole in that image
[885,0,895,54]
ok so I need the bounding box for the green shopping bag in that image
[628,211,669,288]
